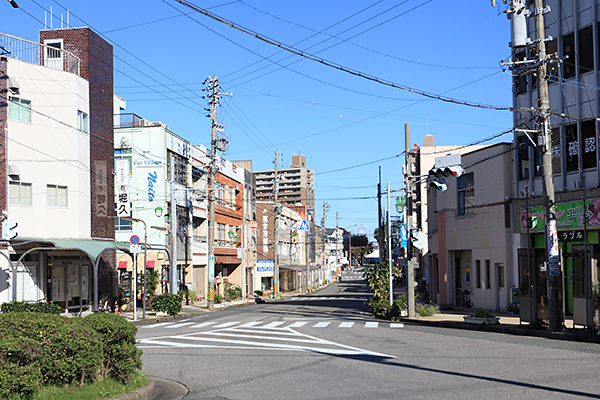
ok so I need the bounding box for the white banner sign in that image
[116,159,131,217]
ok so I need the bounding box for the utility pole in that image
[532,0,561,331]
[405,123,416,318]
[321,201,330,283]
[170,157,177,295]
[273,151,279,298]
[205,75,220,310]
[378,167,383,260]
[335,212,339,277]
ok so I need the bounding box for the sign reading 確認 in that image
[521,199,600,232]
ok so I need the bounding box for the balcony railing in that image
[0,32,81,76]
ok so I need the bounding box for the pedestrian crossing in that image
[286,296,369,301]
[138,317,400,358]
[140,318,404,331]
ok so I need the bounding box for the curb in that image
[400,317,600,344]
[108,378,155,400]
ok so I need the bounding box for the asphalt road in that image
[138,273,600,400]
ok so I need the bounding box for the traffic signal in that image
[291,229,298,244]
[428,165,464,178]
[2,219,17,240]
[429,178,447,192]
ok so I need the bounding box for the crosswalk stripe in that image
[191,321,217,329]
[288,297,299,301]
[238,321,262,328]
[364,322,379,328]
[140,322,175,329]
[338,322,354,328]
[214,321,240,328]
[313,321,331,328]
[263,321,286,328]
[165,322,195,329]
[390,323,404,328]
[288,321,308,328]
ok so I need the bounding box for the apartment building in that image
[0,28,118,312]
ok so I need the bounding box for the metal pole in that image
[388,182,393,306]
[133,253,137,321]
[526,187,534,327]
[142,220,147,319]
[406,123,415,318]
[170,157,177,295]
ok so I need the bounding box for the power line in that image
[173,0,529,113]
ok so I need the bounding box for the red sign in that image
[130,235,140,245]
[249,220,259,230]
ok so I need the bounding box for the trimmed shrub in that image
[254,290,263,296]
[151,294,182,316]
[0,337,43,398]
[82,313,142,383]
[214,293,223,304]
[471,309,495,318]
[1,300,61,314]
[224,283,242,302]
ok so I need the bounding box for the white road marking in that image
[214,321,240,328]
[364,322,379,328]
[390,323,404,328]
[288,321,308,328]
[263,321,286,328]
[313,321,331,328]
[238,321,262,328]
[191,321,217,329]
[165,322,195,329]
[140,322,175,329]
[338,322,354,328]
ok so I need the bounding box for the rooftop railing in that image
[0,32,81,76]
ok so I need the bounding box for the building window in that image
[547,39,558,83]
[457,172,474,216]
[115,216,132,231]
[514,51,527,94]
[77,110,88,134]
[582,120,597,169]
[565,124,578,172]
[47,184,68,207]
[579,25,594,75]
[518,135,529,180]
[9,181,32,206]
[476,260,481,289]
[8,97,31,123]
[563,32,575,79]
[167,150,188,185]
[217,223,226,241]
[485,260,491,289]
[497,263,505,289]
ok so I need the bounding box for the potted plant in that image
[463,309,500,325]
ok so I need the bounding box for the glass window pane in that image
[9,182,19,205]
[8,97,19,120]
[47,185,57,206]
[22,183,32,205]
[582,120,597,169]
[57,186,68,207]
[20,99,31,122]
[565,124,578,172]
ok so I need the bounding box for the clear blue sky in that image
[2,0,514,242]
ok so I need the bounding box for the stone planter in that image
[463,316,500,325]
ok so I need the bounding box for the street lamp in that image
[121,216,147,320]
[151,225,173,295]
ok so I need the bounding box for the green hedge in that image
[1,300,61,314]
[0,312,142,398]
[151,294,182,316]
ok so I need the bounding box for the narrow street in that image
[138,276,600,400]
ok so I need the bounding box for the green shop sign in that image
[521,199,600,232]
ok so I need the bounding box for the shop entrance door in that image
[518,248,549,326]
[571,245,595,328]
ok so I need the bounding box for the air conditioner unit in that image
[138,119,150,127]
[150,121,162,127]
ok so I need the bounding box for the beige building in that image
[427,143,515,311]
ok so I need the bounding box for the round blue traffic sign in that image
[130,235,140,245]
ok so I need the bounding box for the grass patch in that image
[22,372,149,400]
[416,303,439,317]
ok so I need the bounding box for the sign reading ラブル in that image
[520,199,600,232]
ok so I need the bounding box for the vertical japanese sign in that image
[547,219,560,277]
[116,159,131,217]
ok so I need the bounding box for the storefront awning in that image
[279,264,304,271]
[10,237,133,262]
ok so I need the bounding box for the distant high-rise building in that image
[253,154,314,220]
